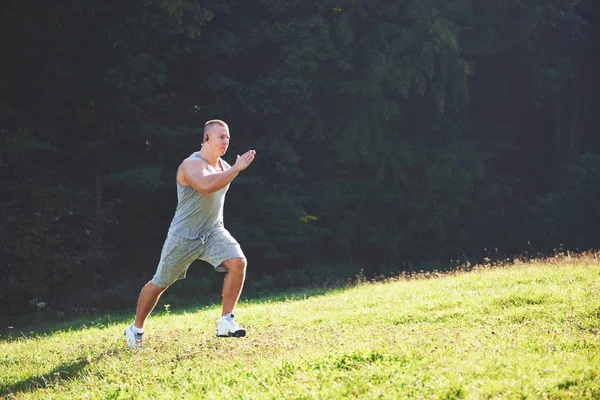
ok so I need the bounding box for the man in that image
[125,119,256,349]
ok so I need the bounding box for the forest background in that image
[1,0,599,318]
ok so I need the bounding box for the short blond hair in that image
[203,119,228,135]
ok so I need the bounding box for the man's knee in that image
[146,281,169,293]
[221,257,247,273]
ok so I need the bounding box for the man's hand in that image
[233,150,256,172]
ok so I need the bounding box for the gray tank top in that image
[168,152,231,239]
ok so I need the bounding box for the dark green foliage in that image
[308,0,482,263]
[529,153,600,251]
[1,0,599,317]
[0,0,214,315]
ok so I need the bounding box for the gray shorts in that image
[151,227,245,288]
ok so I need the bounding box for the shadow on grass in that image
[0,311,136,342]
[0,285,343,341]
[1,348,122,398]
[1,359,89,397]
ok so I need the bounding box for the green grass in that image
[2,255,600,399]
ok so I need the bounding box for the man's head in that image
[202,119,230,156]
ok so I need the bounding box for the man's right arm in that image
[181,150,256,194]
[181,159,239,194]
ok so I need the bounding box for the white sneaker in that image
[216,314,246,337]
[125,324,144,349]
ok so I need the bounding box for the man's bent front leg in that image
[220,257,247,316]
[134,281,168,329]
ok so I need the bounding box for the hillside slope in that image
[2,257,599,399]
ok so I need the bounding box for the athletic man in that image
[125,119,256,348]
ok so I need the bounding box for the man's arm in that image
[181,150,256,194]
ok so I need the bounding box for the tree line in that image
[1,0,599,317]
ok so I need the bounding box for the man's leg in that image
[134,281,168,329]
[220,257,247,316]
[126,281,169,348]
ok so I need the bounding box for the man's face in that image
[206,126,230,156]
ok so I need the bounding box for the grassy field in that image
[1,255,599,399]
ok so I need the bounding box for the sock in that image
[131,324,144,334]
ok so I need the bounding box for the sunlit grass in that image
[2,254,599,399]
